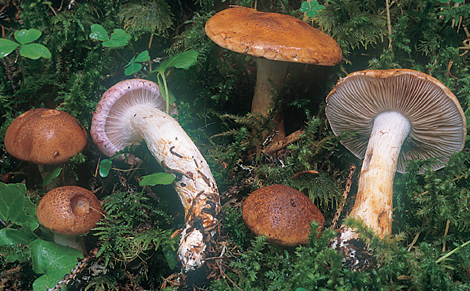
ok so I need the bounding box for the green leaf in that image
[103,29,130,48]
[0,228,37,246]
[19,43,52,60]
[42,166,62,188]
[125,55,136,67]
[0,182,39,232]
[162,241,178,270]
[99,159,112,178]
[0,39,20,58]
[14,29,42,45]
[30,239,82,291]
[0,228,37,262]
[154,50,199,74]
[134,50,150,63]
[139,172,175,187]
[110,29,131,42]
[124,62,142,76]
[89,24,109,41]
[299,1,326,18]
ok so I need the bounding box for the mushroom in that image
[90,78,220,271]
[325,69,466,240]
[205,6,342,142]
[36,186,103,255]
[4,108,88,189]
[243,184,325,246]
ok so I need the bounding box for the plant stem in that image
[436,239,470,264]
[158,73,170,114]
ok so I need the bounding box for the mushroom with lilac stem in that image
[325,69,466,241]
[90,78,221,271]
[36,186,103,255]
[205,6,342,142]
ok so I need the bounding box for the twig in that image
[216,258,243,291]
[262,129,304,155]
[442,219,451,252]
[407,232,420,252]
[331,164,356,230]
[52,248,98,290]
[386,0,392,50]
[291,170,319,179]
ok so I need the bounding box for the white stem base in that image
[343,111,410,240]
[53,232,86,255]
[128,105,220,271]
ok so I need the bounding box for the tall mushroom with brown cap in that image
[325,69,466,240]
[205,6,342,141]
[36,186,102,255]
[90,78,221,271]
[243,184,325,247]
[4,108,88,189]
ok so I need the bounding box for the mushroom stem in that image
[252,58,288,141]
[37,164,63,190]
[127,104,220,270]
[52,232,86,255]
[345,111,410,239]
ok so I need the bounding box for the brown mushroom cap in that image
[36,186,102,236]
[4,108,88,165]
[205,6,342,66]
[326,69,467,173]
[242,184,324,247]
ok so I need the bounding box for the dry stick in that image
[331,164,356,230]
[386,0,392,50]
[216,259,243,291]
[407,232,421,252]
[442,219,451,252]
[291,169,319,180]
[52,248,99,290]
[262,129,304,155]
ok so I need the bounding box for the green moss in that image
[2,0,470,289]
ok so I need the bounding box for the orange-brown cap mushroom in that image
[36,186,102,254]
[242,184,325,247]
[5,108,87,165]
[205,6,342,141]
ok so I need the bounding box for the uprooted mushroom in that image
[90,79,221,271]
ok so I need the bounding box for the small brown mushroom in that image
[4,108,88,189]
[36,186,103,255]
[205,6,342,142]
[242,184,324,247]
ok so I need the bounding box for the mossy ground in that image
[1,0,470,290]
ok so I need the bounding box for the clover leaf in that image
[300,1,326,18]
